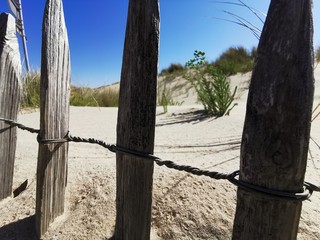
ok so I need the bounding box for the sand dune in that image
[0,65,319,239]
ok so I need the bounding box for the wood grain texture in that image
[232,1,314,239]
[0,13,22,200]
[36,0,70,237]
[115,0,160,239]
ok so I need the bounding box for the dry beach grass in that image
[0,65,319,239]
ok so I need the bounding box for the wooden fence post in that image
[0,13,22,201]
[114,0,160,239]
[36,0,70,237]
[232,1,314,239]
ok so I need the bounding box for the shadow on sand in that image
[156,110,212,127]
[0,215,37,240]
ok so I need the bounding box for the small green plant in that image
[21,71,41,108]
[315,46,320,63]
[185,50,237,117]
[159,89,169,113]
[157,83,182,113]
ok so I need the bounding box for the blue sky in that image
[1,1,319,87]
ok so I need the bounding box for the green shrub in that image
[213,46,254,75]
[160,63,184,76]
[185,50,237,117]
[21,71,41,108]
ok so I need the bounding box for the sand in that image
[0,65,319,239]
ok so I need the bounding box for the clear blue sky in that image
[1,0,319,87]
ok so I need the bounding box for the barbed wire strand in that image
[1,117,319,201]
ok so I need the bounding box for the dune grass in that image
[66,85,119,107]
[20,70,183,111]
[160,46,256,79]
[159,63,184,76]
[21,71,41,108]
[93,88,119,107]
[213,46,255,75]
[19,45,259,110]
[69,86,97,106]
[20,71,119,108]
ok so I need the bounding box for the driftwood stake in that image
[0,13,22,201]
[232,1,314,239]
[36,0,70,237]
[115,0,160,239]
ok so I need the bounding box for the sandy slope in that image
[0,66,319,239]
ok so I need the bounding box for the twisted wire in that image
[66,134,116,153]
[154,159,234,180]
[1,117,319,201]
[0,117,39,134]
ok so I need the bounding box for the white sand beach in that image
[0,65,319,239]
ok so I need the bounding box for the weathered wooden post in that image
[0,13,22,201]
[36,0,70,237]
[232,1,314,239]
[114,0,160,239]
